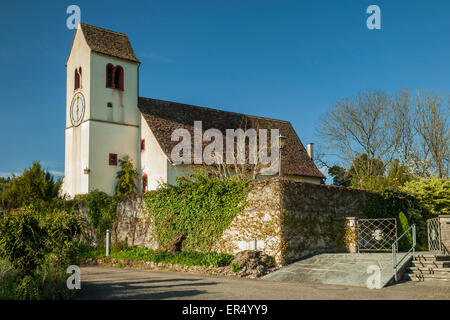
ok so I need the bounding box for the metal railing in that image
[392,224,416,282]
[427,218,442,252]
[357,218,397,252]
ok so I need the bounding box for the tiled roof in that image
[80,23,140,63]
[138,97,325,179]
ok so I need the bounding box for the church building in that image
[62,23,324,197]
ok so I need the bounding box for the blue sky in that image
[0,0,449,178]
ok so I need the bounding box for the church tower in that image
[62,23,141,197]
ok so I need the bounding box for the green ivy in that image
[75,190,118,244]
[144,173,249,252]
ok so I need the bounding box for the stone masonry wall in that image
[77,178,370,265]
[439,215,450,254]
[279,179,367,264]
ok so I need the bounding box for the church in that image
[62,23,325,197]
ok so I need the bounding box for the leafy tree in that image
[0,177,10,198]
[399,176,450,216]
[0,162,61,210]
[328,165,351,187]
[386,159,410,188]
[115,155,138,196]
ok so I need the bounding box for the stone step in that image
[404,272,450,282]
[407,266,450,275]
[411,260,450,268]
[413,254,450,262]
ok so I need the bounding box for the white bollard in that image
[106,229,110,257]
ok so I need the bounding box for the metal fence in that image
[357,218,397,252]
[427,218,442,252]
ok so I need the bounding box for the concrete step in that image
[404,272,450,282]
[407,266,450,275]
[413,254,450,262]
[411,260,450,268]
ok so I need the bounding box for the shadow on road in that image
[76,276,217,300]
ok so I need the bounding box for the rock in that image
[231,250,275,278]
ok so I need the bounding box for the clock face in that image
[70,92,86,127]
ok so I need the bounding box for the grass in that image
[79,244,234,268]
[0,259,17,299]
[0,258,74,300]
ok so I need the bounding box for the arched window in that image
[106,64,114,88]
[74,67,82,90]
[106,64,124,90]
[114,66,124,90]
[107,102,113,108]
[142,174,148,192]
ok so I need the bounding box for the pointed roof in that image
[138,97,325,179]
[79,23,140,63]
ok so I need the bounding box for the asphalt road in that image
[76,266,450,300]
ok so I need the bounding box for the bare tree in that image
[318,90,393,180]
[390,89,416,164]
[415,92,449,178]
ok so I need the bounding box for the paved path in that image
[263,253,407,287]
[76,266,450,300]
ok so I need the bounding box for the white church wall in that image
[63,28,91,197]
[86,53,140,195]
[88,121,139,195]
[89,53,139,126]
[140,116,168,191]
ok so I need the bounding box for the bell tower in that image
[62,23,141,197]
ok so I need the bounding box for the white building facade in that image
[62,23,324,198]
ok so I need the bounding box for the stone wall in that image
[279,180,367,263]
[77,178,371,265]
[215,178,367,264]
[76,194,158,249]
[439,215,450,254]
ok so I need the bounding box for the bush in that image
[400,176,450,216]
[0,209,48,275]
[115,155,138,196]
[0,206,83,300]
[398,211,413,251]
[0,259,75,300]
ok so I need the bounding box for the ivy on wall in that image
[75,190,119,244]
[143,173,249,252]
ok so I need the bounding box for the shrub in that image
[0,209,48,275]
[400,176,450,216]
[398,211,413,251]
[115,155,139,196]
[40,208,84,268]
